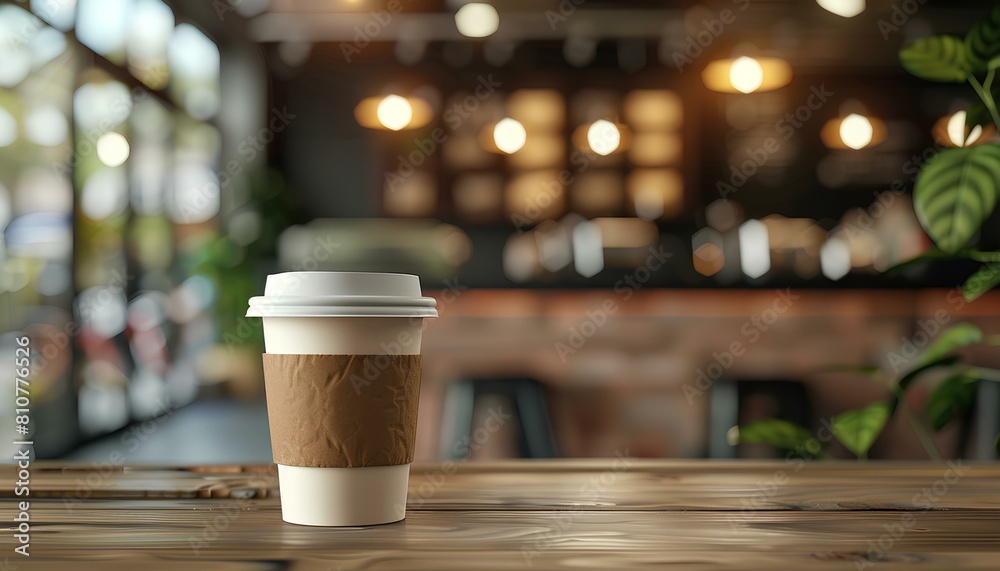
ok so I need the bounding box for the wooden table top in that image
[4,460,999,569]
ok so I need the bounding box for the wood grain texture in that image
[3,460,999,569]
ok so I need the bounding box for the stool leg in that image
[708,379,738,459]
[439,379,476,461]
[975,381,999,459]
[511,380,558,458]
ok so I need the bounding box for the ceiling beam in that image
[248,10,681,42]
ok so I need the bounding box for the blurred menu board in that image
[0,2,222,457]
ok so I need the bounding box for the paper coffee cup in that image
[246,272,437,526]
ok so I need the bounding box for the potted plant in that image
[897,3,1000,300]
[731,5,1000,460]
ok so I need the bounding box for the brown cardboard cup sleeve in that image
[262,354,422,468]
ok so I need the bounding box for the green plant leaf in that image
[832,401,891,458]
[963,263,1000,301]
[881,247,951,275]
[920,323,983,365]
[897,355,962,395]
[729,419,817,453]
[995,433,1000,454]
[817,364,881,377]
[901,35,970,83]
[966,76,1000,129]
[969,367,1000,382]
[913,144,1000,253]
[889,354,962,417]
[966,5,1000,74]
[926,372,978,431]
[967,100,991,129]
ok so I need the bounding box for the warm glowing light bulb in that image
[587,120,621,156]
[455,3,499,38]
[816,0,865,18]
[839,113,873,150]
[946,111,983,147]
[376,95,413,131]
[96,132,131,167]
[493,118,526,154]
[729,56,764,94]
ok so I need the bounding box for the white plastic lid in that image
[246,272,438,318]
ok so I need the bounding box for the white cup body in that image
[262,316,422,355]
[263,315,424,526]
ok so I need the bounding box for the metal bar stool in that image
[439,377,559,460]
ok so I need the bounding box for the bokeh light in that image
[587,120,621,156]
[493,118,527,154]
[376,95,413,131]
[729,56,764,94]
[816,0,865,18]
[839,113,874,150]
[455,3,499,38]
[96,132,131,167]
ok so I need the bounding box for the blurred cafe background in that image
[1,0,998,464]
